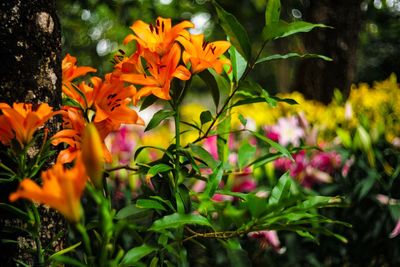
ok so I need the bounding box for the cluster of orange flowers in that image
[2,17,231,223]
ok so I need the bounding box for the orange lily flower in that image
[177,34,231,74]
[9,157,88,223]
[51,107,113,164]
[62,53,96,82]
[120,44,191,102]
[0,115,14,145]
[92,74,143,126]
[124,17,193,56]
[0,103,57,147]
[51,108,85,163]
[62,77,100,110]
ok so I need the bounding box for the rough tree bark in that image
[0,1,63,265]
[291,0,363,104]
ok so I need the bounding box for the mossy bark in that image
[0,1,64,265]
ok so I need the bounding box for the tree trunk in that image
[291,0,362,104]
[0,1,63,265]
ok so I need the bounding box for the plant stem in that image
[31,204,44,266]
[76,223,93,261]
[190,40,269,145]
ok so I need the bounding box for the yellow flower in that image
[9,158,88,223]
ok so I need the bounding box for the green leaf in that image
[69,82,88,108]
[238,142,256,169]
[189,144,219,169]
[51,255,88,267]
[136,199,167,211]
[256,52,332,65]
[200,110,213,125]
[134,145,167,160]
[149,213,212,232]
[214,1,252,60]
[121,244,157,266]
[198,70,220,108]
[145,110,175,132]
[238,113,247,127]
[140,95,158,111]
[62,97,82,109]
[203,162,224,198]
[148,164,173,176]
[114,204,152,220]
[263,20,330,41]
[246,194,268,218]
[229,45,247,82]
[250,130,293,160]
[248,151,282,168]
[265,0,281,26]
[389,204,400,220]
[0,203,29,220]
[49,242,81,260]
[268,172,293,205]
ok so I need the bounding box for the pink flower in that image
[203,135,219,160]
[110,126,136,164]
[232,176,257,193]
[248,230,285,254]
[390,220,400,238]
[273,116,304,147]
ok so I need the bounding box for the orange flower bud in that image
[81,123,104,188]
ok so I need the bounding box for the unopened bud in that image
[81,123,104,189]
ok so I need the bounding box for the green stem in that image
[190,40,269,145]
[0,162,16,175]
[31,205,44,266]
[76,223,93,261]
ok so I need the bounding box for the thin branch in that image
[105,165,139,173]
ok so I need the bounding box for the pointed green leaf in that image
[149,213,212,232]
[189,144,219,169]
[214,1,252,60]
[136,199,167,211]
[263,20,330,41]
[256,52,332,65]
[121,244,157,266]
[49,242,81,260]
[51,255,88,267]
[148,164,173,176]
[140,95,158,111]
[200,110,213,125]
[145,110,175,132]
[250,130,293,160]
[229,45,247,82]
[268,172,293,205]
[198,70,220,108]
[265,0,281,26]
[238,142,256,169]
